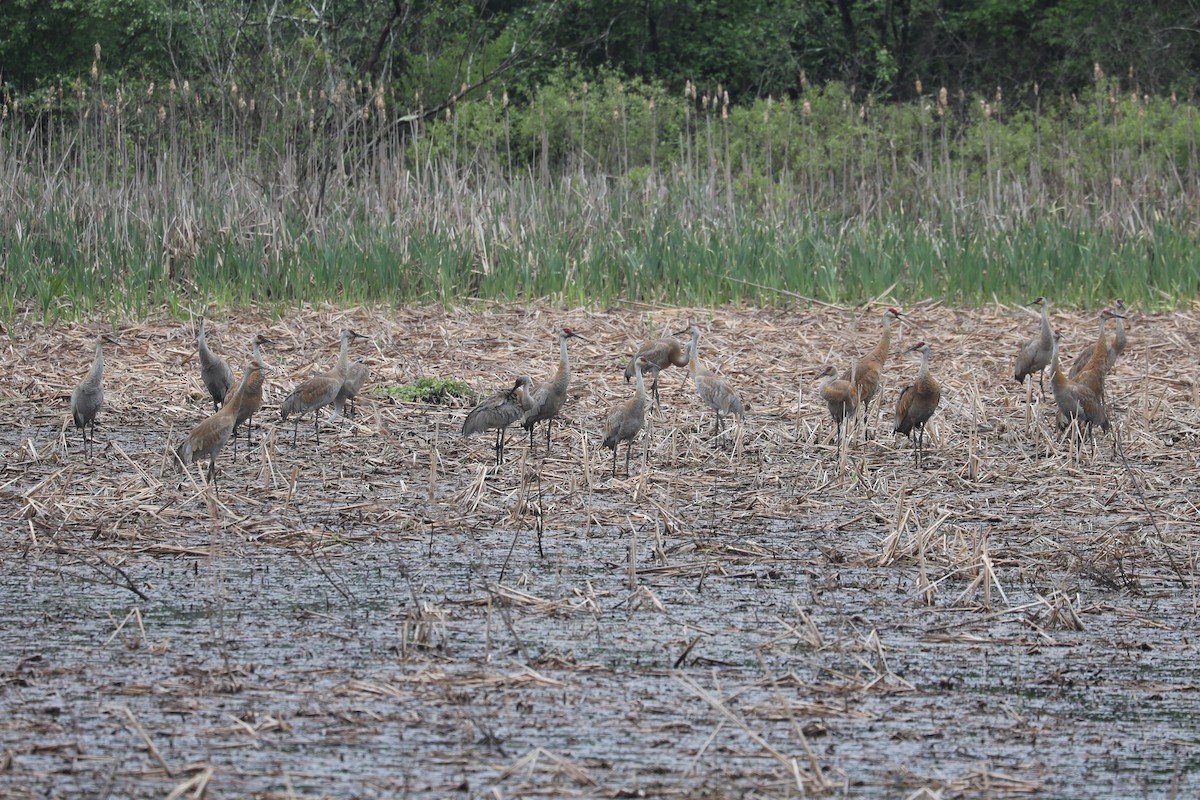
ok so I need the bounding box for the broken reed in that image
[1,70,1199,320]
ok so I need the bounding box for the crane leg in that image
[862,398,872,440]
[625,441,633,477]
[292,418,300,447]
[916,425,924,468]
[314,414,321,445]
[1038,371,1046,399]
[611,446,617,478]
[651,377,661,411]
[545,418,552,454]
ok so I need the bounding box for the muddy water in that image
[2,417,1198,800]
[3,302,1200,798]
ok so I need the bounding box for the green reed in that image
[1,68,1197,322]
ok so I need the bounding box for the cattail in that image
[649,97,655,111]
[915,78,923,96]
[94,43,101,60]
[800,71,809,92]
[147,82,154,98]
[582,81,589,95]
[91,62,98,82]
[182,80,190,96]
[501,90,508,108]
[230,81,238,97]
[158,105,166,123]
[938,86,948,108]
[802,99,811,116]
[1094,62,1104,81]
[485,90,493,106]
[374,87,385,112]
[169,79,177,94]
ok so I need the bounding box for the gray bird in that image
[70,332,118,458]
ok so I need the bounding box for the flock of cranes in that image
[66,300,1130,484]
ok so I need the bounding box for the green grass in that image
[374,378,476,405]
[1,73,1198,321]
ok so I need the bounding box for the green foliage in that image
[1,68,1198,321]
[378,377,476,404]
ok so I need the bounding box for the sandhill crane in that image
[1049,332,1110,443]
[197,317,234,412]
[519,327,589,455]
[1069,308,1126,396]
[70,333,118,458]
[463,375,535,465]
[624,331,689,408]
[1013,297,1053,397]
[893,341,942,468]
[604,356,656,477]
[225,334,272,454]
[841,307,903,436]
[681,326,745,437]
[177,361,264,485]
[1068,299,1129,378]
[334,360,370,419]
[280,328,366,445]
[817,365,859,451]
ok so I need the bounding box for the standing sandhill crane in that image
[681,326,745,437]
[70,333,118,458]
[519,327,589,455]
[197,317,234,412]
[1013,297,1053,397]
[893,341,942,468]
[334,360,370,419]
[1069,308,1126,400]
[841,307,904,436]
[1068,299,1129,378]
[817,365,859,452]
[1050,332,1110,442]
[177,361,264,485]
[624,331,689,408]
[463,375,535,466]
[604,356,655,478]
[280,328,367,445]
[225,334,273,454]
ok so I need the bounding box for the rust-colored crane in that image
[604,356,655,477]
[70,332,118,458]
[893,341,942,468]
[1013,297,1054,397]
[841,307,904,435]
[681,326,745,437]
[817,364,859,451]
[624,331,688,408]
[1069,308,1126,401]
[176,361,264,485]
[1049,332,1110,441]
[463,375,535,465]
[224,333,272,454]
[279,328,366,445]
[197,317,234,412]
[1068,299,1129,378]
[519,327,589,455]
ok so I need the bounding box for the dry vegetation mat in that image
[1,302,1198,799]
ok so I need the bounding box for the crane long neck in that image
[687,329,700,374]
[917,348,930,382]
[634,362,646,401]
[1039,303,1051,342]
[89,339,105,381]
[252,339,263,362]
[872,315,892,362]
[337,334,352,373]
[198,321,212,355]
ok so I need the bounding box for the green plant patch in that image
[373,377,476,405]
